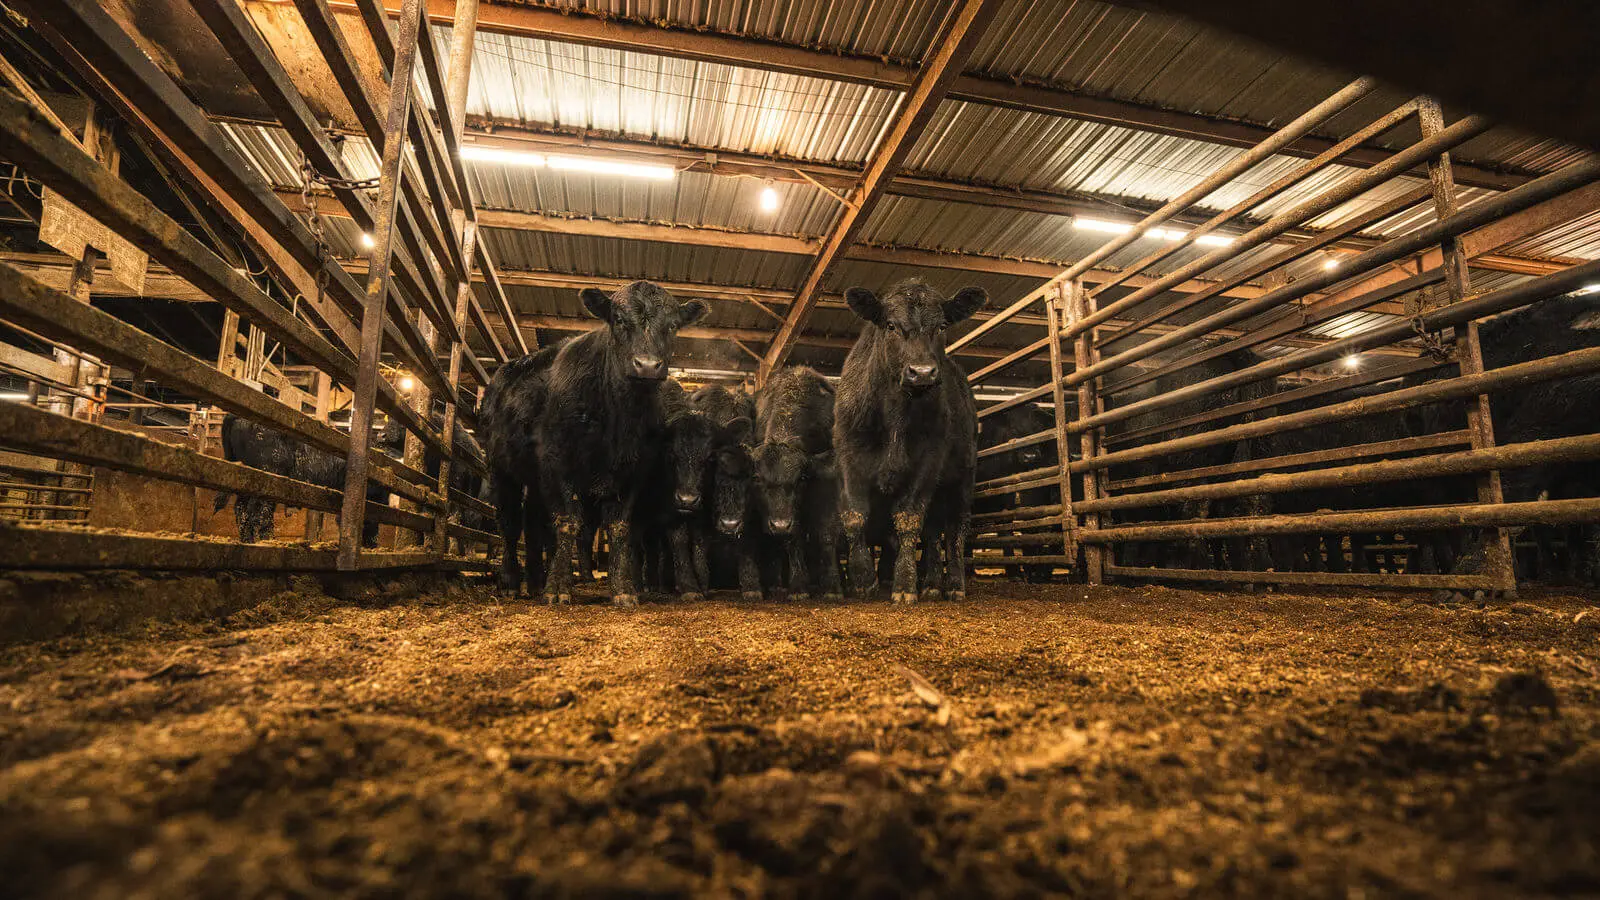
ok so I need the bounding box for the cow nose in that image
[631,355,666,379]
[768,517,793,534]
[902,363,937,387]
[1020,450,1041,464]
[718,516,742,535]
[675,490,700,510]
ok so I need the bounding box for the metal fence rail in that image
[0,0,508,571]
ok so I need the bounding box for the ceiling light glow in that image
[1073,218,1231,246]
[759,185,779,212]
[1073,217,1135,235]
[360,232,375,249]
[460,145,674,180]
[397,375,416,392]
[1577,283,1600,296]
[1343,355,1361,370]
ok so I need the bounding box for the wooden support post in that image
[304,370,333,542]
[1067,279,1105,583]
[1419,97,1516,596]
[436,221,478,555]
[1044,282,1076,568]
[338,0,424,570]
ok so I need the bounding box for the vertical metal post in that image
[434,0,482,557]
[1068,279,1106,584]
[338,0,424,570]
[436,220,478,554]
[1044,282,1077,567]
[398,310,434,549]
[1418,97,1515,595]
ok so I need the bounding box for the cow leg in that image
[543,489,581,606]
[575,518,598,582]
[492,474,524,595]
[671,521,702,602]
[918,514,943,603]
[738,533,764,602]
[943,487,972,601]
[603,498,639,608]
[889,498,930,605]
[522,487,546,596]
[233,495,253,543]
[692,521,710,594]
[783,535,809,603]
[840,461,876,600]
[815,514,843,603]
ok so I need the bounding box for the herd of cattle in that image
[214,279,1600,598]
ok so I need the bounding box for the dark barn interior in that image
[2,0,1600,895]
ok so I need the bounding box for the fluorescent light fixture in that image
[1343,355,1361,370]
[0,391,31,401]
[1073,217,1135,235]
[1073,218,1231,245]
[1577,283,1600,296]
[360,232,376,250]
[546,155,675,180]
[460,145,547,167]
[397,375,416,392]
[460,144,674,180]
[759,185,779,212]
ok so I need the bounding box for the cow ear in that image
[943,286,988,325]
[580,288,612,321]
[679,299,708,327]
[726,416,753,443]
[845,287,886,326]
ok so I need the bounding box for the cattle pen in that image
[2,0,1600,896]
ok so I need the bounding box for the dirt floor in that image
[3,577,1600,898]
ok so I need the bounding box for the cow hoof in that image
[947,590,966,603]
[891,591,917,605]
[543,592,572,605]
[741,591,764,603]
[821,592,843,603]
[612,593,639,608]
[919,588,942,603]
[789,591,810,604]
[679,592,704,604]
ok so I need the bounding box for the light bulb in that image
[759,185,779,212]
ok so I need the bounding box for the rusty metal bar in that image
[972,503,1063,526]
[1066,280,1106,583]
[1109,356,1445,448]
[1091,99,1419,298]
[0,261,438,506]
[1104,565,1499,591]
[1064,114,1491,348]
[1085,497,1600,543]
[1081,433,1600,515]
[1109,430,1472,492]
[0,89,447,463]
[976,463,1056,491]
[339,0,425,570]
[1096,186,1435,352]
[0,401,432,532]
[1044,283,1076,563]
[949,77,1378,352]
[967,335,1052,384]
[1078,336,1600,477]
[976,426,1057,460]
[1,524,441,570]
[1067,156,1600,397]
[1419,96,1516,596]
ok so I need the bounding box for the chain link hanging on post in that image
[1405,282,1455,363]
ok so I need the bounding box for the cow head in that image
[844,280,987,392]
[666,407,715,512]
[751,441,824,535]
[711,418,754,535]
[581,281,707,381]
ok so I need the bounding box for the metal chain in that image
[1406,282,1454,363]
[299,147,332,313]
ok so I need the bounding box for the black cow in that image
[835,279,985,603]
[634,379,719,600]
[975,404,1059,582]
[526,281,705,606]
[752,366,842,602]
[213,413,399,546]
[481,340,564,596]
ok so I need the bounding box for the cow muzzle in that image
[675,490,700,512]
[717,516,743,536]
[631,355,667,380]
[767,516,794,535]
[901,363,937,390]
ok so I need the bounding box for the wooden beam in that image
[761,8,1003,378]
[332,0,1529,191]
